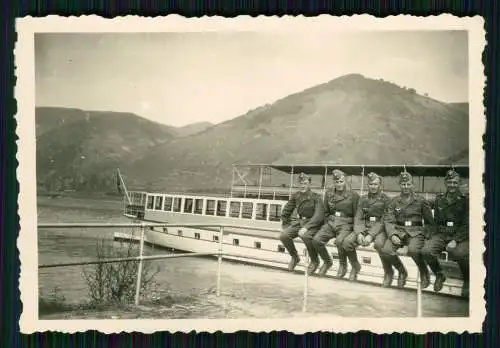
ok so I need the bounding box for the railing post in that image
[302,250,309,313]
[216,226,224,297]
[416,270,422,317]
[134,222,146,305]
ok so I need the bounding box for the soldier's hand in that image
[298,227,308,238]
[364,234,373,246]
[357,234,365,245]
[391,235,402,246]
[446,240,457,251]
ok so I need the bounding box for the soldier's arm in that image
[281,194,296,226]
[352,191,360,215]
[323,192,334,222]
[304,196,325,230]
[353,198,365,234]
[454,197,469,242]
[421,197,436,235]
[383,200,398,237]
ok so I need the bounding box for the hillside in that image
[173,122,214,137]
[36,108,176,192]
[122,74,469,192]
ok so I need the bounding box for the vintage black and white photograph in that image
[16,15,485,333]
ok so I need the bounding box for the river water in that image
[37,196,469,318]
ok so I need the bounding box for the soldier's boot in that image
[336,249,348,278]
[413,255,430,289]
[307,260,319,275]
[280,236,301,272]
[303,238,319,275]
[380,255,394,287]
[391,255,408,288]
[317,245,333,276]
[458,259,469,298]
[426,256,446,292]
[288,254,301,272]
[347,250,361,281]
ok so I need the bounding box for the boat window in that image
[229,202,241,218]
[163,196,173,211]
[277,245,285,253]
[233,238,239,246]
[183,198,194,213]
[205,200,216,215]
[147,196,154,209]
[173,198,182,212]
[269,204,282,222]
[362,256,371,264]
[213,235,219,242]
[195,232,200,239]
[254,241,261,249]
[155,196,163,210]
[194,199,203,214]
[241,202,253,219]
[256,203,268,220]
[177,230,183,236]
[216,201,227,216]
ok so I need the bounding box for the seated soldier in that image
[279,173,325,273]
[353,172,394,287]
[421,169,469,296]
[382,170,435,289]
[311,169,360,279]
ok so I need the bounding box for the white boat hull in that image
[114,223,465,298]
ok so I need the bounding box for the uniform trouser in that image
[381,233,427,275]
[309,223,336,264]
[279,224,319,261]
[360,232,393,273]
[421,234,469,279]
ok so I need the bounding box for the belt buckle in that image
[404,221,412,227]
[335,212,341,217]
[369,216,376,222]
[446,221,454,227]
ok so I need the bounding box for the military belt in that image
[396,221,423,227]
[334,211,352,218]
[438,221,456,227]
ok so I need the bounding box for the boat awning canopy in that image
[232,164,469,178]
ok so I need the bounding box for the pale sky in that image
[35,31,468,127]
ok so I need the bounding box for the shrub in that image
[82,238,160,305]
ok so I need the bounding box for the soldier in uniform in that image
[311,169,360,279]
[382,170,435,288]
[421,169,469,296]
[353,172,394,287]
[280,173,325,274]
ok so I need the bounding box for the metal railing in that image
[38,222,424,316]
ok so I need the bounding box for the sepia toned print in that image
[16,15,485,334]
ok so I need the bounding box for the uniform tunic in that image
[382,193,435,256]
[281,189,325,237]
[315,188,360,249]
[353,192,390,251]
[421,192,469,261]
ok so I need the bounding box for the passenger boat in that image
[114,164,469,298]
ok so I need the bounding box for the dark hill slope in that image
[123,74,468,192]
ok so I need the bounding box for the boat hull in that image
[114,213,466,298]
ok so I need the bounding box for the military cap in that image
[297,172,311,183]
[367,172,381,184]
[332,169,346,181]
[445,169,460,181]
[399,170,412,184]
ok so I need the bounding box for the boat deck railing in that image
[38,222,431,317]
